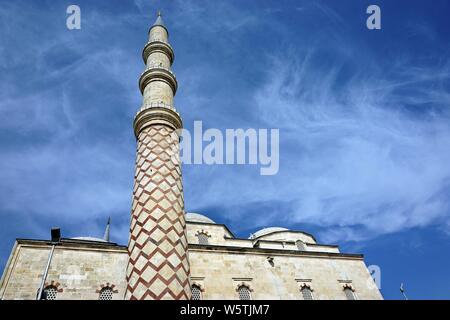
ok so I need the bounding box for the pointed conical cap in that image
[149,11,169,35]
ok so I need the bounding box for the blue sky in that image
[1,0,450,300]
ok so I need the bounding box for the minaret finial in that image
[157,10,161,17]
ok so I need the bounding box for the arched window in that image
[191,285,202,300]
[296,240,306,251]
[42,285,58,300]
[237,285,252,300]
[301,286,314,300]
[99,287,114,300]
[197,232,209,245]
[344,287,356,300]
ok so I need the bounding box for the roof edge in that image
[252,230,318,243]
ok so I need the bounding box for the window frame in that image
[300,285,314,300]
[42,285,58,300]
[196,232,209,245]
[99,286,114,300]
[343,286,357,300]
[296,240,306,251]
[191,284,203,300]
[237,285,252,300]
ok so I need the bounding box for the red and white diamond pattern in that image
[126,125,191,300]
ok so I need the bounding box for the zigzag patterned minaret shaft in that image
[125,12,191,300]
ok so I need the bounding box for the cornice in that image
[14,238,364,260]
[139,67,178,95]
[133,106,182,138]
[188,243,364,260]
[142,40,174,65]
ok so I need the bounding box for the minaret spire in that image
[103,217,110,242]
[125,12,190,300]
[152,10,165,30]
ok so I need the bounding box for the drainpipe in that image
[36,228,61,300]
[36,245,55,300]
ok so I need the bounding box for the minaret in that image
[125,12,191,300]
[103,217,111,242]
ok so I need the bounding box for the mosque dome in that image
[71,236,107,242]
[249,227,289,239]
[185,212,215,224]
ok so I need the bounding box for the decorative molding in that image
[338,279,353,284]
[133,107,183,137]
[299,283,314,291]
[191,282,205,292]
[44,280,63,293]
[235,282,253,292]
[96,283,119,294]
[232,277,253,282]
[195,230,211,237]
[142,40,174,65]
[190,276,205,281]
[295,279,313,291]
[188,243,364,260]
[342,283,356,292]
[135,102,177,117]
[139,67,178,95]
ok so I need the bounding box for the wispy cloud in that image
[0,1,142,245]
[248,41,450,243]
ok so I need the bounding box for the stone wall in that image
[0,241,127,300]
[189,248,382,300]
[147,51,171,69]
[149,25,168,43]
[0,223,382,300]
[143,80,174,106]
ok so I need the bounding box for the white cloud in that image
[250,48,450,241]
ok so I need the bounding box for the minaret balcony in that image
[139,66,178,95]
[142,40,174,65]
[133,105,183,137]
[135,101,178,117]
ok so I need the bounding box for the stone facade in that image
[0,216,382,300]
[0,240,127,300]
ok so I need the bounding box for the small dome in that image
[185,212,215,224]
[249,227,289,239]
[71,236,107,243]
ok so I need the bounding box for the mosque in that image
[0,13,382,300]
